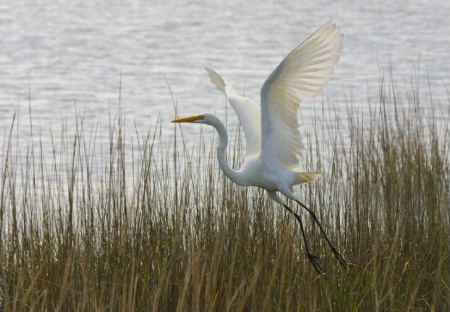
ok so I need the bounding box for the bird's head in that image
[171,113,217,125]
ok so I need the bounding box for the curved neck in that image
[212,120,242,184]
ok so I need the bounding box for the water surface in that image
[1,0,449,169]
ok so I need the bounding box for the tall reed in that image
[0,76,449,311]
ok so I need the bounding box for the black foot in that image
[307,252,324,275]
[330,245,348,270]
[294,199,348,270]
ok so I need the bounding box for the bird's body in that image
[172,21,346,274]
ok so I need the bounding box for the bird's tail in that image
[296,172,321,184]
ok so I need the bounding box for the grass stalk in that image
[0,75,449,311]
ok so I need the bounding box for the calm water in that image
[1,0,450,169]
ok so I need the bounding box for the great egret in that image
[172,21,346,274]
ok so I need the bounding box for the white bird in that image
[172,21,346,274]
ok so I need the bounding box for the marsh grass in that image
[1,77,449,311]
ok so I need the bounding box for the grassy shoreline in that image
[1,79,449,311]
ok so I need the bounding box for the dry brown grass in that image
[1,77,449,311]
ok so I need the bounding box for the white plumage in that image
[173,21,346,274]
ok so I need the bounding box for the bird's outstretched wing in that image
[260,21,343,169]
[205,67,261,156]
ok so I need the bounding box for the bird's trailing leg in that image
[294,199,348,269]
[269,191,346,273]
[282,203,323,274]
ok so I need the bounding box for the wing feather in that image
[260,21,343,168]
[205,67,261,156]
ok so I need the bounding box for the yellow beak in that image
[171,115,203,123]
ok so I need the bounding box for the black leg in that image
[294,200,348,269]
[282,204,324,275]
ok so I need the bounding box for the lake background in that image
[1,0,449,171]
